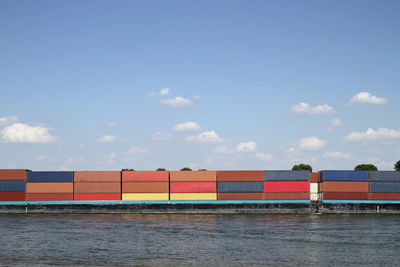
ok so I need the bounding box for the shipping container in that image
[170,171,216,182]
[263,192,310,200]
[122,171,169,182]
[0,192,25,201]
[74,193,121,200]
[74,171,121,182]
[369,193,400,200]
[320,181,369,192]
[26,193,73,201]
[122,193,169,201]
[122,182,169,193]
[310,183,319,194]
[370,182,400,193]
[310,172,320,183]
[218,182,263,193]
[0,169,28,180]
[170,193,217,200]
[370,171,400,182]
[170,182,216,193]
[217,193,263,200]
[217,171,264,181]
[322,192,369,200]
[264,181,310,192]
[320,171,368,181]
[26,182,73,193]
[74,182,120,193]
[27,171,73,183]
[264,170,309,181]
[0,180,26,192]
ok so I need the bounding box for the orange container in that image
[122,182,169,193]
[74,182,120,193]
[264,192,310,200]
[0,169,27,180]
[217,192,263,200]
[370,193,400,200]
[217,171,264,181]
[122,171,169,182]
[310,172,320,183]
[74,171,121,182]
[320,181,369,192]
[26,193,73,201]
[169,171,216,182]
[26,183,73,193]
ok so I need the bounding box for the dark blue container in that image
[370,171,400,182]
[264,170,309,181]
[27,171,74,182]
[218,182,263,193]
[320,171,368,181]
[0,181,26,192]
[370,182,400,193]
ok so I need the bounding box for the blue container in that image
[264,170,309,181]
[370,182,400,193]
[27,171,74,182]
[320,171,368,181]
[218,182,263,193]
[370,171,400,182]
[0,181,26,192]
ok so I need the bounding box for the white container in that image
[310,183,319,194]
[310,193,319,201]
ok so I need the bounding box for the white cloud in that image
[345,128,400,142]
[152,132,173,141]
[64,156,84,165]
[323,151,353,159]
[107,122,117,128]
[291,102,335,114]
[193,95,200,100]
[97,135,116,143]
[331,118,342,127]
[0,116,19,127]
[299,137,326,150]
[160,88,170,95]
[127,146,149,156]
[160,96,193,107]
[1,123,57,144]
[186,130,225,144]
[256,152,273,161]
[350,92,388,105]
[236,141,257,153]
[173,121,201,131]
[213,145,234,154]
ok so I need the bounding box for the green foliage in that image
[354,164,378,171]
[180,167,192,171]
[156,168,166,171]
[122,168,135,171]
[292,164,312,172]
[198,169,207,171]
[394,160,400,171]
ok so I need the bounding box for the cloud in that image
[331,118,342,127]
[173,121,201,131]
[299,137,326,150]
[0,116,19,127]
[213,145,234,154]
[161,96,193,107]
[256,152,273,161]
[152,132,173,141]
[1,123,57,144]
[107,122,117,128]
[160,88,170,95]
[291,102,335,114]
[345,128,400,141]
[193,95,200,100]
[236,141,257,153]
[97,135,116,143]
[186,130,225,144]
[64,156,84,165]
[349,92,387,104]
[323,151,353,159]
[127,146,149,156]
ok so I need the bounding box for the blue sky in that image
[1,0,399,171]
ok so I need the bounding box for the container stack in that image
[217,171,264,200]
[74,171,121,200]
[26,171,74,201]
[0,169,27,201]
[264,171,310,200]
[310,172,320,201]
[122,171,169,200]
[170,171,217,200]
[320,171,369,200]
[370,171,400,200]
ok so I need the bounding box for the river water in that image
[0,214,399,266]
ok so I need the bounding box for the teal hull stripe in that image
[323,200,400,204]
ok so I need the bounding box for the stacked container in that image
[370,171,400,200]
[0,169,27,201]
[217,171,264,200]
[320,171,369,200]
[122,171,169,200]
[264,171,310,200]
[170,171,217,200]
[310,172,320,201]
[74,171,121,200]
[26,171,74,201]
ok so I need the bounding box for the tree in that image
[180,167,192,171]
[156,168,166,171]
[354,164,377,171]
[198,169,207,171]
[394,160,400,171]
[122,168,135,171]
[292,164,312,172]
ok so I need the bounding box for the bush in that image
[354,164,377,171]
[122,168,135,171]
[292,164,312,172]
[198,169,207,171]
[180,167,192,171]
[156,168,166,171]
[394,160,400,171]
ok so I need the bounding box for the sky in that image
[1,0,400,171]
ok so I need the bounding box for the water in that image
[0,214,399,266]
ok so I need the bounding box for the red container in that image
[122,182,169,193]
[320,182,369,192]
[0,192,25,201]
[264,181,310,192]
[171,182,216,193]
[0,169,27,180]
[74,182,121,193]
[26,193,73,201]
[122,171,169,182]
[310,172,320,183]
[217,171,264,182]
[370,193,400,200]
[264,192,310,200]
[323,192,369,200]
[217,193,263,200]
[74,193,121,200]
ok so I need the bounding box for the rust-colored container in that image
[310,172,320,183]
[122,171,169,182]
[171,182,216,193]
[0,169,27,180]
[74,182,120,193]
[0,192,25,201]
[26,183,73,193]
[320,181,369,192]
[217,192,263,200]
[74,193,121,200]
[122,182,169,193]
[74,171,121,182]
[170,171,216,182]
[370,193,400,200]
[323,192,369,200]
[26,193,73,201]
[263,192,310,200]
[217,171,264,181]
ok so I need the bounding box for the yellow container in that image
[122,193,169,200]
[170,193,217,200]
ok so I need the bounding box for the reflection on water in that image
[0,214,399,266]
